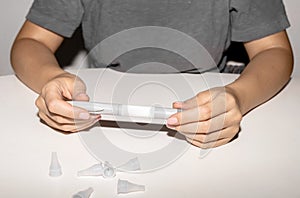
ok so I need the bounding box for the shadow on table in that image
[97,120,242,144]
[97,120,187,141]
[40,115,240,147]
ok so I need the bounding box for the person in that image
[11,0,293,148]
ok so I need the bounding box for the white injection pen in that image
[68,101,180,119]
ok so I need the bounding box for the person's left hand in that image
[166,86,243,148]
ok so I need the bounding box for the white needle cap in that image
[72,187,94,198]
[103,161,116,178]
[77,163,104,176]
[49,152,62,177]
[117,157,141,172]
[117,179,145,194]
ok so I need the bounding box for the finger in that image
[50,112,100,125]
[71,77,88,99]
[182,125,240,143]
[39,111,78,132]
[38,111,100,132]
[35,95,50,116]
[44,92,91,120]
[181,87,228,110]
[180,89,215,109]
[172,101,184,109]
[171,114,226,134]
[186,137,232,149]
[168,104,211,126]
[36,96,83,124]
[170,110,241,134]
[167,102,216,126]
[168,93,229,126]
[66,117,101,132]
[37,94,98,129]
[73,93,89,101]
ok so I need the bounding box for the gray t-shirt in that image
[26,0,290,73]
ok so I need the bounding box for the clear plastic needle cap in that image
[72,187,94,198]
[77,163,104,176]
[49,152,62,177]
[117,179,145,194]
[103,161,116,178]
[117,157,141,172]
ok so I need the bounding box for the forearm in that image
[11,38,66,93]
[226,47,293,115]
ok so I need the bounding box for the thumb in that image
[73,93,90,101]
[179,90,211,110]
[71,77,89,101]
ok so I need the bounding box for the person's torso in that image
[81,0,231,73]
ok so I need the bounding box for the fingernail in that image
[94,115,101,121]
[79,112,90,119]
[167,117,178,125]
[173,101,183,108]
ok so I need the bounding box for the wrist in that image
[225,83,249,115]
[45,68,74,83]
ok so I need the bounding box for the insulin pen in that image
[68,101,180,119]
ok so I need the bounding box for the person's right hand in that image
[35,72,100,132]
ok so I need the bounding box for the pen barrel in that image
[69,101,179,119]
[153,107,178,119]
[111,105,178,119]
[118,105,153,118]
[108,104,178,119]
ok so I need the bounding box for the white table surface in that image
[0,68,299,198]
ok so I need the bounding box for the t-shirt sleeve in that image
[26,0,84,37]
[230,0,290,42]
